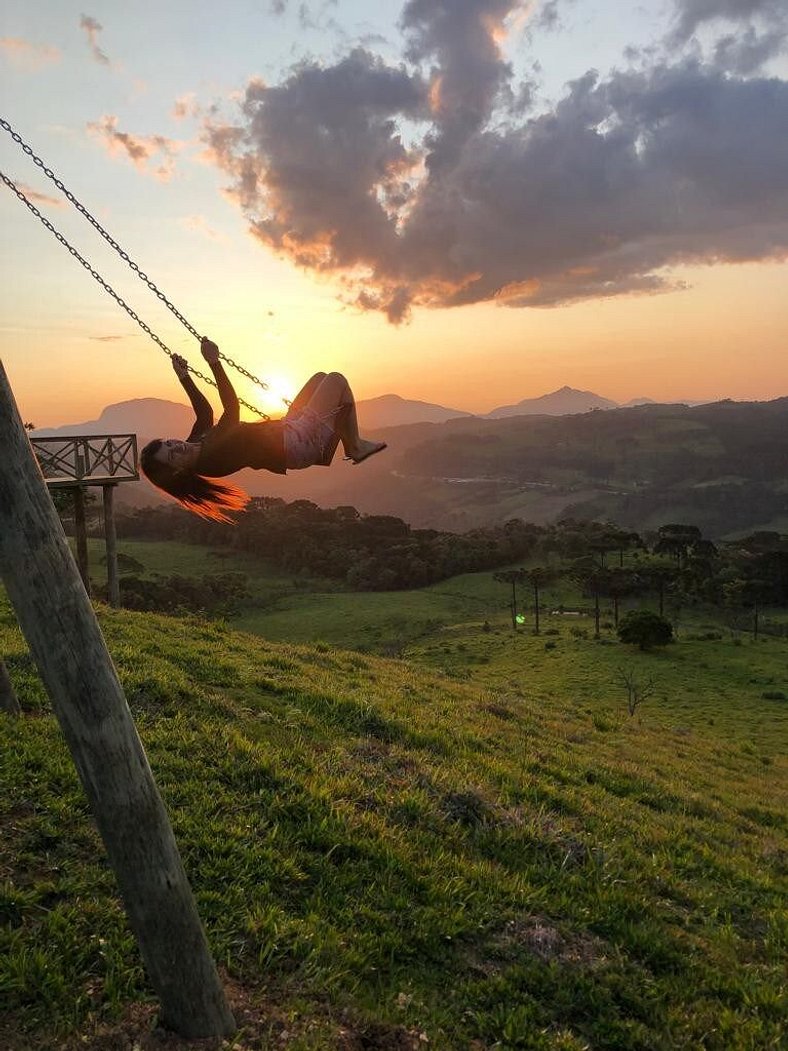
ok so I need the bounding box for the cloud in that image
[14,183,65,208]
[205,3,788,323]
[87,115,182,181]
[670,0,787,40]
[0,36,61,71]
[535,0,563,31]
[79,14,111,66]
[203,48,426,309]
[172,93,201,120]
[88,335,125,341]
[668,0,788,72]
[178,214,227,242]
[401,0,521,170]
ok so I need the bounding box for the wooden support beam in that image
[73,485,90,594]
[0,360,235,1039]
[0,658,21,716]
[103,484,120,608]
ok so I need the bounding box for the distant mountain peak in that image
[356,393,471,429]
[32,398,195,439]
[33,393,473,439]
[486,386,618,419]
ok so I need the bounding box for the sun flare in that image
[252,371,297,417]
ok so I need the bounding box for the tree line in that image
[112,498,546,590]
[493,520,788,639]
[69,496,788,623]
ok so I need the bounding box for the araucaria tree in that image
[522,566,555,634]
[493,569,524,631]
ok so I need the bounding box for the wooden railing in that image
[31,434,138,487]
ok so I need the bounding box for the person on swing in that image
[140,338,386,522]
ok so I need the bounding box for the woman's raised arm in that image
[171,353,214,440]
[201,338,239,426]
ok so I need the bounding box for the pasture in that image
[1,540,786,1049]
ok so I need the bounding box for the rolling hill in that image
[2,585,785,1049]
[32,393,788,538]
[219,398,788,537]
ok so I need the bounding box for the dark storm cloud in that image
[204,49,427,320]
[400,0,519,169]
[205,1,788,322]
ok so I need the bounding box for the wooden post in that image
[103,485,120,608]
[0,659,21,716]
[73,485,90,594]
[0,361,235,1039]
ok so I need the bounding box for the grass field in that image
[2,541,787,1049]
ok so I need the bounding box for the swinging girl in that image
[140,338,386,521]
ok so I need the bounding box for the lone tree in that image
[493,568,525,631]
[617,609,673,651]
[617,666,657,716]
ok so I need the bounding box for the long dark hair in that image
[140,440,249,524]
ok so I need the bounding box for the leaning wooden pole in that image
[73,484,91,594]
[0,361,235,1039]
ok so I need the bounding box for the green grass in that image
[1,578,786,1049]
[76,537,307,592]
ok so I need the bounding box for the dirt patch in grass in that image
[337,1021,425,1050]
[491,916,611,968]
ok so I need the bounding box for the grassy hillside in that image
[1,590,786,1049]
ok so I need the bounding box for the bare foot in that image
[344,439,387,465]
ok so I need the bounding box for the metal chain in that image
[0,115,281,401]
[0,170,269,419]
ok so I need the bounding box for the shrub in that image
[111,572,250,616]
[617,610,673,651]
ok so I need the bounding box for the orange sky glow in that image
[2,1,787,427]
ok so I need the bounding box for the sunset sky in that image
[2,0,787,427]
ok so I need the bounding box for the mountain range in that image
[33,388,788,539]
[31,386,674,438]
